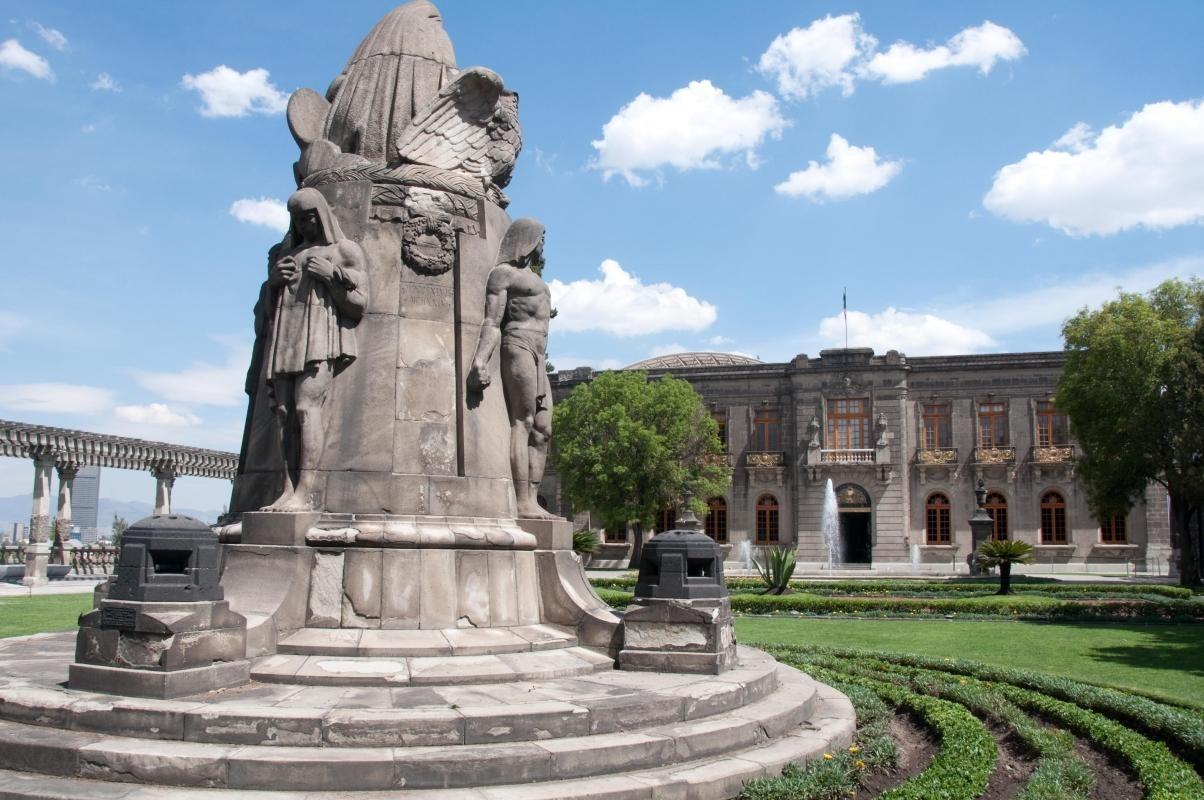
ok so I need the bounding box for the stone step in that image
[0,692,856,800]
[0,668,820,792]
[276,623,578,657]
[0,648,781,749]
[250,645,614,686]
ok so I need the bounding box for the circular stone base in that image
[0,633,855,799]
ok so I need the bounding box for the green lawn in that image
[736,616,1204,708]
[0,595,92,639]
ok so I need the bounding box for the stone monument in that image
[0,6,855,797]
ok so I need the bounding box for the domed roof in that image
[624,352,764,370]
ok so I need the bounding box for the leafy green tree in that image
[552,370,730,568]
[975,539,1033,595]
[111,514,129,549]
[1057,278,1204,586]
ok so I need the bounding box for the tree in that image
[552,370,730,569]
[111,514,129,549]
[975,539,1033,595]
[1057,278,1204,586]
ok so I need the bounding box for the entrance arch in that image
[835,483,872,564]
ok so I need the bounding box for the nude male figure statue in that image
[262,188,369,511]
[468,218,557,520]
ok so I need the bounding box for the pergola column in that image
[152,465,176,516]
[52,461,79,565]
[23,451,55,586]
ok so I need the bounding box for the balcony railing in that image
[704,452,734,467]
[819,448,875,464]
[1031,445,1075,463]
[916,447,958,465]
[746,451,784,468]
[973,446,1015,464]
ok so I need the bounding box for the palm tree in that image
[975,539,1034,595]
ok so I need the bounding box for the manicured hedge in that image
[595,588,1204,621]
[785,645,1204,770]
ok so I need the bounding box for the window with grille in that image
[985,492,1008,540]
[755,494,779,544]
[655,507,676,533]
[712,409,729,453]
[921,403,951,449]
[978,401,1008,447]
[604,526,626,543]
[705,497,728,542]
[1036,400,1069,446]
[753,407,781,451]
[1040,491,1067,543]
[925,493,951,544]
[827,398,871,449]
[1100,515,1126,544]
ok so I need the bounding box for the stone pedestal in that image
[72,599,248,698]
[518,516,572,550]
[20,540,50,587]
[241,511,321,546]
[618,597,738,675]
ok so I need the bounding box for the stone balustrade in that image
[819,448,875,464]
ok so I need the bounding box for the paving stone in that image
[277,628,362,656]
[322,707,463,746]
[396,742,553,789]
[0,719,96,777]
[183,706,323,746]
[585,690,685,734]
[294,657,410,686]
[461,700,589,743]
[536,730,677,779]
[408,655,511,685]
[442,628,529,656]
[510,624,576,651]
[357,629,451,657]
[66,697,199,740]
[226,746,398,791]
[76,739,232,788]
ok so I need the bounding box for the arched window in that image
[1100,514,1126,544]
[655,506,676,533]
[755,494,779,544]
[925,493,951,544]
[1040,491,1067,543]
[985,492,1008,541]
[705,497,728,542]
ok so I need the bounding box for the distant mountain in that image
[0,495,223,529]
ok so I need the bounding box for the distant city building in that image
[71,466,102,543]
[545,349,1173,575]
[0,522,27,543]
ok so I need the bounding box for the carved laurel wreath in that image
[402,215,457,275]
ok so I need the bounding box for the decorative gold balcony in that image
[973,446,1015,464]
[1031,445,1075,463]
[916,447,958,466]
[746,451,784,468]
[819,448,875,464]
[704,452,734,467]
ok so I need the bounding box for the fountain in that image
[821,478,842,570]
[910,542,922,572]
[737,539,754,572]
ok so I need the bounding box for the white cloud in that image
[758,17,1024,99]
[705,335,734,347]
[648,342,687,358]
[0,383,115,415]
[818,308,996,356]
[549,260,718,336]
[90,72,120,92]
[30,23,67,51]
[132,337,251,407]
[0,39,52,80]
[757,13,877,100]
[863,21,1026,84]
[76,175,111,192]
[591,80,787,186]
[547,355,625,372]
[775,134,902,201]
[230,197,289,233]
[181,65,289,118]
[114,403,201,427]
[983,100,1204,236]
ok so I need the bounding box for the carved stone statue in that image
[262,188,369,511]
[468,218,556,519]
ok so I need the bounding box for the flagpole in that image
[843,287,848,350]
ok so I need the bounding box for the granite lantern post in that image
[968,478,993,576]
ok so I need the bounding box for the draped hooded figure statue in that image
[468,218,556,519]
[261,187,370,511]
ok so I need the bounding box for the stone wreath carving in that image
[402,215,457,274]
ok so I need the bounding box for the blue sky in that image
[1,1,1202,511]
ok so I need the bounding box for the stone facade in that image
[545,348,1173,575]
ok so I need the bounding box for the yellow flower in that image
[823,752,834,760]
[854,759,866,769]
[848,745,861,753]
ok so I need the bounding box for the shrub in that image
[754,546,797,594]
[572,529,601,555]
[975,539,1034,595]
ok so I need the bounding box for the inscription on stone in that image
[100,606,138,630]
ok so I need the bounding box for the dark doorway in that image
[840,512,872,564]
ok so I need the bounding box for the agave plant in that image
[975,539,1034,595]
[572,529,601,556]
[754,546,797,595]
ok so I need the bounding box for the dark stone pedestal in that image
[618,597,738,675]
[73,599,249,698]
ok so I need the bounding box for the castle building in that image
[543,349,1172,575]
